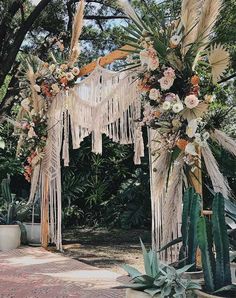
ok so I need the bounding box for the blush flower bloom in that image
[158,77,174,91]
[184,95,199,109]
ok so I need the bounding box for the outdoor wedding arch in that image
[13,0,236,264]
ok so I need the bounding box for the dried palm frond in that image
[68,0,85,67]
[196,0,223,46]
[181,0,203,55]
[212,129,236,157]
[202,143,231,198]
[117,0,143,28]
[182,102,209,121]
[207,44,230,84]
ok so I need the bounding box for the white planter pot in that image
[231,263,236,284]
[0,225,21,251]
[23,223,41,245]
[126,289,160,298]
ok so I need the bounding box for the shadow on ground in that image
[61,228,151,274]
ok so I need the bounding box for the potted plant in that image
[196,193,236,297]
[120,240,201,297]
[23,200,42,246]
[0,177,28,251]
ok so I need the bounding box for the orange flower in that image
[176,139,188,150]
[60,77,68,85]
[153,110,161,118]
[137,81,151,92]
[191,75,200,86]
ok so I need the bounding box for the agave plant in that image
[121,239,201,297]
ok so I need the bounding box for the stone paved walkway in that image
[0,247,126,298]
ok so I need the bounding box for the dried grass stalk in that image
[196,0,223,46]
[118,0,143,27]
[212,129,236,157]
[202,143,231,198]
[26,63,40,114]
[181,0,203,55]
[68,0,85,66]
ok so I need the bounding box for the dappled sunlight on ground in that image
[0,247,125,297]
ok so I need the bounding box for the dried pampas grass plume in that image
[202,143,231,198]
[181,0,203,55]
[26,63,40,114]
[196,0,223,46]
[207,44,230,84]
[212,129,236,157]
[118,0,143,28]
[68,0,85,67]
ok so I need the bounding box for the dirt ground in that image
[61,228,151,275]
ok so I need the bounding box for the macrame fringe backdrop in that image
[39,65,144,250]
[148,129,182,262]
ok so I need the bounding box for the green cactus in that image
[197,193,232,293]
[212,193,232,289]
[197,216,215,293]
[180,187,201,267]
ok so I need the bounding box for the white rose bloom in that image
[172,102,184,113]
[186,119,198,138]
[170,34,181,46]
[72,67,80,76]
[185,95,199,109]
[195,135,202,145]
[149,88,160,101]
[203,131,210,140]
[185,143,198,156]
[158,76,174,91]
[162,101,171,110]
[66,72,74,81]
[33,84,41,93]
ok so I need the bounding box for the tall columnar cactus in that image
[197,193,232,293]
[181,187,201,267]
[212,193,232,289]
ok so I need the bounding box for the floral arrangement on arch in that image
[15,0,86,181]
[119,0,236,199]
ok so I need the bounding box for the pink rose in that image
[184,95,199,109]
[164,67,175,79]
[158,77,174,91]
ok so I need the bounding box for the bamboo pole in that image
[79,45,135,77]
